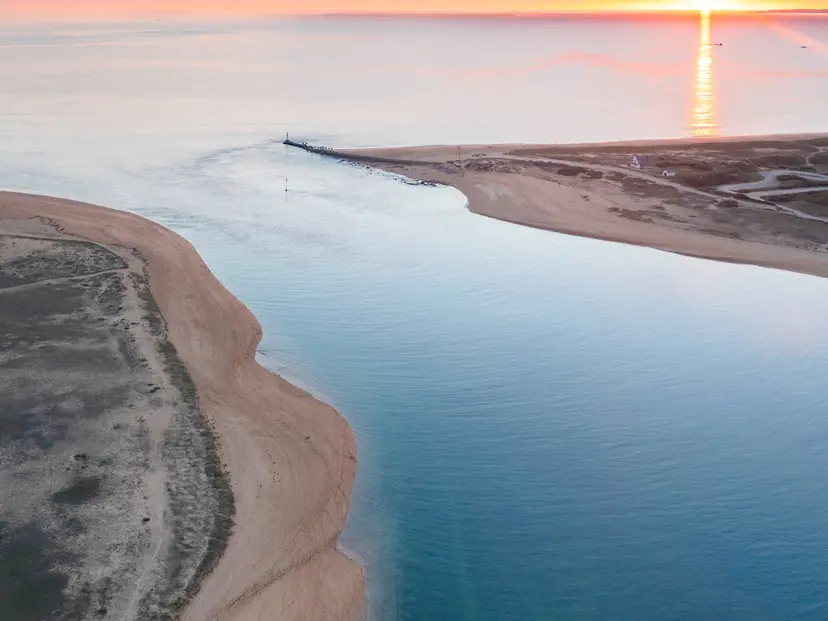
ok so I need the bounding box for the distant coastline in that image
[288,133,828,281]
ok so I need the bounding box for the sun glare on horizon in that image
[664,0,744,10]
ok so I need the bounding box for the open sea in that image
[3,12,828,620]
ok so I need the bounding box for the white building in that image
[630,155,655,169]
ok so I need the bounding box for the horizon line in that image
[302,7,828,14]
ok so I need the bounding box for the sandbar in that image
[334,134,828,279]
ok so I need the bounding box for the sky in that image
[3,0,827,17]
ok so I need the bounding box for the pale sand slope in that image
[0,192,364,621]
[343,141,828,280]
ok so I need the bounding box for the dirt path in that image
[806,145,828,168]
[719,169,828,193]
[0,266,124,293]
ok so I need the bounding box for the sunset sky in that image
[3,0,827,17]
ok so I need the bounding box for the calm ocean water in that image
[3,13,828,620]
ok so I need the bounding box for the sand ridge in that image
[0,192,365,621]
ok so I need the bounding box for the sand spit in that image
[336,136,828,280]
[0,192,364,621]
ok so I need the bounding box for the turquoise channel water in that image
[4,15,828,620]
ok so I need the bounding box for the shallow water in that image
[4,14,828,620]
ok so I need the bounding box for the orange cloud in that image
[5,0,828,18]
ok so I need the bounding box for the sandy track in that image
[0,192,364,621]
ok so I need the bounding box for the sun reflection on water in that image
[691,10,717,137]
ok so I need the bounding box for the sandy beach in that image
[0,192,364,621]
[339,135,828,280]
